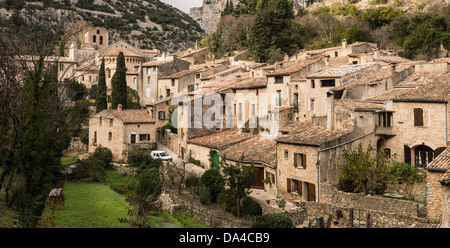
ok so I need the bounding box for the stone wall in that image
[427,171,445,221]
[69,137,87,152]
[442,184,450,228]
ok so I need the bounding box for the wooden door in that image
[252,167,265,189]
[308,183,316,202]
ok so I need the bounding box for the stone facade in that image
[427,171,445,221]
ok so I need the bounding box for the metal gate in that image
[351,208,369,228]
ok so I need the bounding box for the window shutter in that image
[294,153,298,168]
[404,145,411,164]
[287,179,291,193]
[414,108,423,126]
[298,181,303,196]
[302,154,307,169]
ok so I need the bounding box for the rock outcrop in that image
[189,0,239,33]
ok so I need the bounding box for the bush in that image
[188,157,201,166]
[128,149,153,167]
[199,169,224,203]
[217,191,236,213]
[92,146,113,169]
[72,157,106,182]
[242,197,262,218]
[198,185,212,205]
[137,167,161,198]
[389,162,425,184]
[185,173,200,189]
[252,213,294,228]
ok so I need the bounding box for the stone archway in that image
[414,145,434,167]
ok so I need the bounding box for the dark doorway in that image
[252,167,265,189]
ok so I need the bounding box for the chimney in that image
[326,91,335,130]
[390,62,397,75]
[373,48,380,60]
[69,43,77,60]
[284,53,289,62]
[342,38,347,49]
[118,104,123,112]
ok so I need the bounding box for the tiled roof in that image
[102,48,143,58]
[142,60,172,67]
[307,63,378,78]
[335,99,384,112]
[276,121,352,146]
[159,69,199,79]
[232,77,267,89]
[187,129,254,150]
[427,146,450,172]
[440,170,450,185]
[99,109,155,124]
[219,135,277,166]
[368,70,450,102]
[267,59,321,76]
[331,64,412,91]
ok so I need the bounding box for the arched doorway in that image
[414,145,434,168]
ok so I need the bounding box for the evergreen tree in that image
[110,52,127,110]
[222,0,234,16]
[96,58,107,113]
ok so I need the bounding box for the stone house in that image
[426,146,450,222]
[298,63,380,121]
[88,105,156,162]
[219,135,277,192]
[368,67,450,167]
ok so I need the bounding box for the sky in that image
[159,0,204,13]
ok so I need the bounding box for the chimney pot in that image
[118,104,123,112]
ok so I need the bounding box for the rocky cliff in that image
[189,0,239,33]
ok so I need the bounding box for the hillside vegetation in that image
[202,0,450,62]
[0,0,204,53]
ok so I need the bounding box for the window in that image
[284,150,289,159]
[287,178,302,195]
[108,132,112,140]
[147,77,151,84]
[171,79,175,87]
[311,80,315,88]
[275,76,283,84]
[133,78,137,85]
[414,108,423,126]
[97,30,100,34]
[93,35,96,43]
[251,103,256,116]
[99,117,102,126]
[146,88,151,98]
[147,68,151,75]
[378,112,393,127]
[276,90,282,106]
[166,89,171,97]
[265,171,275,184]
[294,152,306,169]
[134,66,140,72]
[158,111,166,120]
[93,131,97,145]
[335,51,338,57]
[110,118,113,127]
[310,99,315,112]
[321,79,336,87]
[99,36,103,45]
[139,134,150,141]
[130,134,136,144]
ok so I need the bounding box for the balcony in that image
[375,126,397,136]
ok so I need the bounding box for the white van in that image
[150,150,172,161]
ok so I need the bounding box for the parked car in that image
[150,150,172,161]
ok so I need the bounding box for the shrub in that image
[389,162,425,184]
[72,157,106,182]
[199,169,224,203]
[185,173,200,189]
[198,185,212,205]
[128,149,153,167]
[92,146,113,169]
[188,157,201,166]
[242,197,262,218]
[137,167,161,198]
[252,213,294,228]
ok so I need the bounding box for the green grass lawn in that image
[42,182,131,228]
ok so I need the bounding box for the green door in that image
[212,151,220,169]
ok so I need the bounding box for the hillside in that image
[0,0,205,53]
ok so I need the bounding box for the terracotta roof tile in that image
[102,47,143,58]
[307,63,378,79]
[267,59,321,76]
[219,135,276,166]
[277,121,352,146]
[159,69,199,79]
[187,129,254,150]
[99,109,155,124]
[335,99,384,112]
[427,146,450,172]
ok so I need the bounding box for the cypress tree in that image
[96,58,107,113]
[110,52,127,110]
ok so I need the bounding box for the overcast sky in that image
[159,0,204,13]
